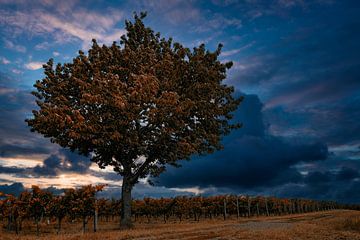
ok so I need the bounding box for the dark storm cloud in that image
[227,2,360,147]
[97,183,199,200]
[0,151,92,178]
[0,74,102,180]
[0,74,57,158]
[0,182,25,196]
[264,96,360,145]
[155,92,359,203]
[0,0,359,203]
[198,156,360,204]
[91,170,123,182]
[0,72,92,177]
[270,164,360,204]
[0,182,64,196]
[32,149,92,177]
[59,149,92,173]
[334,181,360,204]
[0,165,26,174]
[229,94,265,138]
[336,167,360,181]
[33,155,60,176]
[156,137,327,188]
[231,17,360,104]
[304,171,331,185]
[156,93,328,189]
[0,141,50,157]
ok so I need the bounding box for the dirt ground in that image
[1,210,359,240]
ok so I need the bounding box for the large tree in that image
[26,12,243,228]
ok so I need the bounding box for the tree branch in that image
[131,156,154,182]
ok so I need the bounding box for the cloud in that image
[33,155,60,176]
[230,14,360,105]
[0,88,16,95]
[98,182,202,199]
[208,0,322,23]
[155,93,328,189]
[11,69,22,74]
[275,163,360,204]
[35,41,52,50]
[0,4,126,49]
[2,135,92,178]
[24,61,44,70]
[221,42,255,57]
[0,181,201,199]
[138,78,360,198]
[25,149,92,177]
[0,56,10,64]
[0,73,112,189]
[264,96,360,145]
[167,8,200,25]
[157,136,328,189]
[190,13,242,34]
[0,75,58,161]
[3,39,26,53]
[53,51,60,56]
[0,165,26,174]
[0,182,25,196]
[336,167,359,181]
[134,0,201,26]
[38,12,125,48]
[0,140,50,158]
[211,0,239,7]
[227,9,360,149]
[276,0,305,9]
[0,1,358,203]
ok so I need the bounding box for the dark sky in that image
[0,0,359,203]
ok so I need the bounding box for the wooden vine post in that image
[236,197,240,219]
[223,197,227,220]
[265,197,269,216]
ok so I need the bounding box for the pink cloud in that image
[0,56,10,64]
[24,61,44,70]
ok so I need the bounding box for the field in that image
[1,210,359,240]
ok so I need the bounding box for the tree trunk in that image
[121,176,133,229]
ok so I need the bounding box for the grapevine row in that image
[0,185,358,235]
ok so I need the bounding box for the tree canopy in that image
[26,12,243,227]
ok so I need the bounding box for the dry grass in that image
[1,210,360,240]
[335,215,360,232]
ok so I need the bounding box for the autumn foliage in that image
[0,185,104,235]
[26,12,242,227]
[1,185,360,237]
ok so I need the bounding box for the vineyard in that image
[0,184,359,237]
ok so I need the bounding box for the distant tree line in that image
[0,185,359,235]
